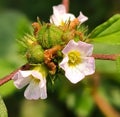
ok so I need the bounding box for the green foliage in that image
[116,56,120,73]
[93,43,120,73]
[66,88,94,117]
[90,14,120,45]
[0,11,31,97]
[20,100,64,117]
[0,1,120,117]
[0,96,8,117]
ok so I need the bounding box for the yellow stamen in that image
[68,50,81,66]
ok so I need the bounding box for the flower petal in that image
[50,4,66,25]
[50,4,75,26]
[80,57,95,75]
[77,41,93,56]
[31,70,44,81]
[24,81,41,100]
[24,79,47,100]
[12,70,31,89]
[39,79,47,99]
[59,56,68,70]
[62,40,78,55]
[62,13,75,23]
[20,70,33,77]
[53,4,66,15]
[65,65,85,84]
[77,12,88,24]
[62,40,93,57]
[50,15,61,26]
[59,57,85,83]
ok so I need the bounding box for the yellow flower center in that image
[60,20,65,26]
[68,50,81,66]
[30,76,40,84]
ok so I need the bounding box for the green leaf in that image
[0,95,8,117]
[116,56,120,73]
[90,14,120,45]
[0,11,31,97]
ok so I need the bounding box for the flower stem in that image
[0,64,30,86]
[91,73,120,117]
[92,90,120,117]
[92,54,119,61]
[62,0,69,12]
[0,53,119,86]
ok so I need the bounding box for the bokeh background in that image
[0,0,120,117]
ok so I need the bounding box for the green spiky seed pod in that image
[26,44,44,64]
[37,23,64,49]
[62,30,75,43]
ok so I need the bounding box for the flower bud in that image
[62,30,75,43]
[37,24,63,49]
[26,44,44,63]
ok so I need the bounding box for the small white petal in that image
[39,80,47,99]
[50,15,61,26]
[59,57,85,83]
[50,4,66,25]
[59,56,68,70]
[65,66,85,84]
[20,70,33,77]
[50,4,75,26]
[12,70,31,89]
[31,70,44,81]
[53,4,66,15]
[77,12,88,24]
[62,13,75,23]
[81,57,95,75]
[77,41,93,56]
[24,81,41,100]
[62,40,78,54]
[62,40,93,57]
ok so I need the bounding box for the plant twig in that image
[62,0,69,12]
[92,54,119,61]
[0,64,30,86]
[91,73,120,117]
[92,91,120,117]
[0,53,119,86]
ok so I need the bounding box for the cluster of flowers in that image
[12,4,95,100]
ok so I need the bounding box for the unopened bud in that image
[37,24,63,49]
[26,44,44,63]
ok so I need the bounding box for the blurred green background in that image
[0,0,120,117]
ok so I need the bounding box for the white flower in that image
[50,4,88,26]
[12,69,47,100]
[59,40,95,84]
[78,12,88,24]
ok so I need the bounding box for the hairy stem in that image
[92,54,119,61]
[62,0,69,12]
[0,53,120,86]
[92,73,120,117]
[92,91,120,117]
[0,64,30,86]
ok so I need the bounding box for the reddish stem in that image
[92,91,120,117]
[0,64,30,86]
[0,53,119,86]
[92,54,119,61]
[62,0,69,12]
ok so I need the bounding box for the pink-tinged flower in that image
[50,4,88,26]
[59,40,95,84]
[12,68,47,100]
